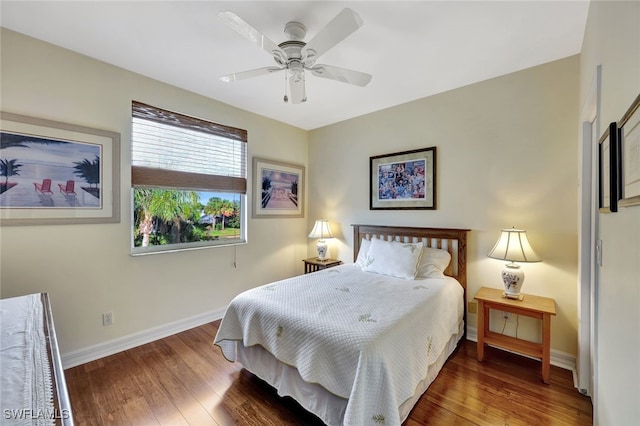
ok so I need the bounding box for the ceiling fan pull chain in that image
[283,70,289,103]
[302,72,307,103]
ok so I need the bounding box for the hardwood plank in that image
[406,400,477,425]
[65,321,592,425]
[75,352,158,425]
[137,340,218,425]
[163,332,237,425]
[124,343,189,426]
[65,365,105,426]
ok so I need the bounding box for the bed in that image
[0,293,74,426]
[214,224,469,426]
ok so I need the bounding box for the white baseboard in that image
[61,307,226,369]
[466,326,577,376]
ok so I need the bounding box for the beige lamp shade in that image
[308,219,334,239]
[488,228,541,299]
[487,228,542,263]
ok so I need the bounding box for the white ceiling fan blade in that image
[309,65,372,87]
[218,11,286,61]
[288,73,306,104]
[303,8,363,61]
[220,67,283,83]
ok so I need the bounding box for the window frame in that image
[130,101,247,255]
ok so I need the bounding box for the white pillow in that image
[362,238,423,280]
[355,238,373,267]
[416,247,452,279]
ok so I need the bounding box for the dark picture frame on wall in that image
[0,111,121,225]
[598,122,620,213]
[370,147,436,210]
[618,93,640,208]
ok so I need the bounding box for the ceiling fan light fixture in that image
[288,60,304,74]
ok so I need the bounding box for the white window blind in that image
[131,101,247,192]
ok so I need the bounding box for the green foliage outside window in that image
[133,188,241,248]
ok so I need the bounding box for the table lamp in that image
[308,219,333,260]
[487,228,542,300]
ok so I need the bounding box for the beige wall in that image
[0,29,309,355]
[580,1,640,424]
[309,56,580,355]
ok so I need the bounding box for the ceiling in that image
[1,1,590,130]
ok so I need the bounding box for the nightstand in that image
[474,286,556,383]
[303,258,342,274]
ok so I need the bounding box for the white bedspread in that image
[0,294,54,426]
[214,264,463,426]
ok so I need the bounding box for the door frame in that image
[577,65,600,401]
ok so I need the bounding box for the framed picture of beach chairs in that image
[0,112,120,225]
[252,156,304,218]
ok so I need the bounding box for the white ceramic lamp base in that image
[501,263,525,300]
[316,239,328,260]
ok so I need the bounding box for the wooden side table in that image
[303,258,342,274]
[474,286,556,383]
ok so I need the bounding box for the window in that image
[131,101,247,254]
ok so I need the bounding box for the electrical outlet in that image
[502,311,514,322]
[468,301,477,314]
[102,312,113,326]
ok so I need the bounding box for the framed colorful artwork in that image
[370,147,436,210]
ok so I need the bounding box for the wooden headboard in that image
[352,224,470,333]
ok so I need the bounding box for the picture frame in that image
[598,122,620,213]
[1,112,120,225]
[618,93,640,208]
[370,147,436,210]
[252,157,304,218]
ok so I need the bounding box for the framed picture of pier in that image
[0,112,120,225]
[252,157,304,218]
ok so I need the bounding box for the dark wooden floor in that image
[65,321,592,425]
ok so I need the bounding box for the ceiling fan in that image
[218,8,372,104]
